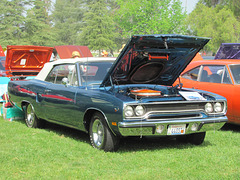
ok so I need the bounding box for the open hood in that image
[5,45,53,76]
[215,43,240,59]
[101,34,209,87]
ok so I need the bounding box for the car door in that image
[42,64,79,126]
[228,64,240,124]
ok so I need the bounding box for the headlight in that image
[124,106,134,117]
[214,102,223,112]
[135,105,145,116]
[205,103,213,113]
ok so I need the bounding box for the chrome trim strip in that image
[119,116,227,127]
[118,116,228,136]
[124,100,226,105]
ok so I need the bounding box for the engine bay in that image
[116,84,182,100]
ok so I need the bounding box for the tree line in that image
[0,0,240,54]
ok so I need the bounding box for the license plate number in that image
[167,124,186,135]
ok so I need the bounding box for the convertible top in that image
[35,57,116,81]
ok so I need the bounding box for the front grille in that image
[125,101,206,121]
[144,102,205,112]
[146,111,203,121]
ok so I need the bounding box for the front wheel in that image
[89,112,119,152]
[25,104,43,128]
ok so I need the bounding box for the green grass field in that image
[0,107,240,179]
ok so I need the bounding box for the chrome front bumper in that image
[118,116,227,136]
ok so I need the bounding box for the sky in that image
[180,0,199,14]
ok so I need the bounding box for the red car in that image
[176,43,240,125]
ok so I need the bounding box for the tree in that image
[24,0,56,46]
[114,0,186,38]
[186,3,240,53]
[52,0,85,45]
[0,0,29,47]
[200,0,240,18]
[79,0,118,55]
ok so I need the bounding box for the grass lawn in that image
[0,106,240,179]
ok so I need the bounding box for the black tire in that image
[89,112,119,152]
[176,135,189,143]
[25,104,43,128]
[188,132,206,145]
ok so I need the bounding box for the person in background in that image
[72,51,81,58]
[101,50,108,57]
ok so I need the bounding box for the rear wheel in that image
[25,104,43,128]
[89,112,119,152]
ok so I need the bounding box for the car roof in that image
[191,59,240,65]
[49,57,116,65]
[35,57,116,81]
[182,59,240,74]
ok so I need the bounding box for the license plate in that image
[167,124,186,135]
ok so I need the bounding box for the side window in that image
[182,66,200,81]
[222,69,232,84]
[45,64,78,86]
[202,65,224,83]
[230,64,240,84]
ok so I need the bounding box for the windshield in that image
[230,64,240,84]
[79,62,113,86]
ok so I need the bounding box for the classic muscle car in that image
[175,43,240,125]
[8,35,228,151]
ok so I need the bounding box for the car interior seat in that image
[209,74,221,83]
[200,70,209,82]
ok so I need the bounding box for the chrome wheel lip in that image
[92,119,104,148]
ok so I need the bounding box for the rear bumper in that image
[118,116,227,136]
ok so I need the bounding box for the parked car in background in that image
[0,45,53,101]
[177,43,240,125]
[53,45,93,60]
[202,56,215,60]
[0,56,6,77]
[8,35,227,151]
[0,56,7,102]
[5,45,53,77]
[0,45,5,56]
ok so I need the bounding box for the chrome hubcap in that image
[92,119,104,147]
[26,105,34,126]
